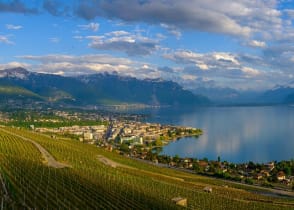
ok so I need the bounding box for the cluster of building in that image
[108,121,198,144]
[145,154,294,187]
[35,119,201,148]
[54,111,109,122]
[36,125,107,143]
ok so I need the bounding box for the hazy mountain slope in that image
[261,82,294,104]
[0,67,210,107]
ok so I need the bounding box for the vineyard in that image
[0,126,293,209]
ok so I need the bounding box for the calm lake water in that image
[137,106,294,163]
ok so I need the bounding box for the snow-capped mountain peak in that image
[0,67,30,79]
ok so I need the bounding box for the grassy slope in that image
[0,86,41,98]
[0,126,293,209]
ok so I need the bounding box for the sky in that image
[1,0,294,90]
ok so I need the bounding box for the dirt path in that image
[97,155,133,169]
[97,155,184,182]
[0,128,70,169]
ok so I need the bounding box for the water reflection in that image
[143,106,294,163]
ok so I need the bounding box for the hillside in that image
[0,67,210,107]
[0,86,41,98]
[0,126,293,209]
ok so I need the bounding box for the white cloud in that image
[87,31,159,56]
[164,50,241,70]
[196,63,209,70]
[0,35,13,45]
[241,67,260,77]
[0,62,30,70]
[163,49,273,88]
[6,24,23,30]
[181,74,197,81]
[78,22,99,32]
[105,30,130,36]
[248,40,267,48]
[17,54,160,79]
[213,53,240,65]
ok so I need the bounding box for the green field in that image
[0,126,293,209]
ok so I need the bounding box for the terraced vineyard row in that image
[0,126,293,209]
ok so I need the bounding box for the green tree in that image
[154,138,163,146]
[245,178,254,185]
[284,166,291,176]
[193,162,201,173]
[120,143,129,153]
[173,154,180,163]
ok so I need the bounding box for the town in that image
[34,118,203,150]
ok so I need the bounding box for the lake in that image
[138,106,294,163]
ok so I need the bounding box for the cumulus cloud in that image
[1,1,291,41]
[78,22,100,32]
[17,54,160,78]
[163,48,294,89]
[164,50,241,70]
[18,54,133,75]
[86,31,158,56]
[163,50,270,88]
[72,0,294,45]
[6,24,23,30]
[9,50,291,90]
[75,0,252,37]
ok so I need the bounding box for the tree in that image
[193,162,201,173]
[248,161,256,170]
[245,178,254,185]
[173,154,180,163]
[167,130,172,137]
[154,138,163,146]
[284,166,291,176]
[120,143,129,153]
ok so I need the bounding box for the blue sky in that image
[1,0,294,90]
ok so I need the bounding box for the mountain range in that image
[1,67,294,108]
[260,82,294,104]
[0,67,210,108]
[191,82,294,105]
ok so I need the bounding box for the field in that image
[0,126,293,209]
